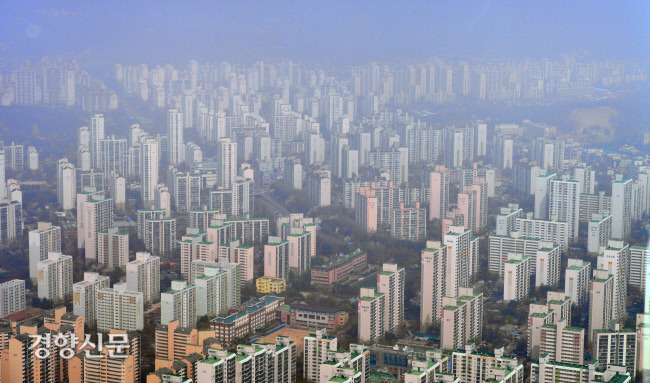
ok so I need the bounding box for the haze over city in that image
[0,2,648,383]
[1,1,649,63]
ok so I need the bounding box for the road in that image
[255,190,347,248]
[255,191,290,218]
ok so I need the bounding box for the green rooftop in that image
[201,357,222,365]
[236,354,251,362]
[359,295,382,302]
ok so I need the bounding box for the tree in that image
[197,315,211,330]
[129,235,147,253]
[108,267,125,285]
[394,323,408,339]
[513,338,527,356]
[32,297,53,309]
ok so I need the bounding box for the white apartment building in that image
[191,260,241,312]
[548,177,581,239]
[144,217,177,255]
[534,172,557,220]
[531,354,630,383]
[57,158,76,209]
[564,259,591,306]
[97,226,129,269]
[630,245,650,293]
[167,109,184,164]
[169,169,201,213]
[528,291,572,360]
[28,146,38,170]
[495,204,523,236]
[593,324,638,377]
[264,236,290,280]
[589,269,615,341]
[0,279,26,317]
[216,138,237,189]
[161,280,197,328]
[444,226,479,298]
[140,138,160,204]
[96,282,144,332]
[90,114,105,169]
[515,216,569,251]
[72,271,109,324]
[588,212,613,254]
[154,183,171,217]
[126,252,161,303]
[538,318,585,365]
[451,344,524,383]
[307,167,332,207]
[429,166,450,220]
[179,230,214,280]
[218,240,254,283]
[440,287,483,350]
[420,241,449,328]
[489,231,552,276]
[28,222,61,280]
[37,252,72,302]
[535,244,561,288]
[358,287,385,343]
[611,177,632,240]
[597,239,630,322]
[503,253,531,301]
[286,227,314,275]
[77,192,114,262]
[303,328,338,382]
[377,263,405,334]
[195,266,229,318]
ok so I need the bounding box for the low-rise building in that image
[255,276,286,294]
[210,296,284,343]
[311,249,367,286]
[278,303,349,331]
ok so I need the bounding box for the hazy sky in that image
[1,1,648,64]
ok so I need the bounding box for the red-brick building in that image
[311,249,367,286]
[210,296,283,343]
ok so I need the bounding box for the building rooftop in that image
[593,328,636,334]
[225,217,268,222]
[312,249,366,271]
[291,303,346,314]
[211,296,283,325]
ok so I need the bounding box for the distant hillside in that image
[0,106,85,158]
[0,105,155,160]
